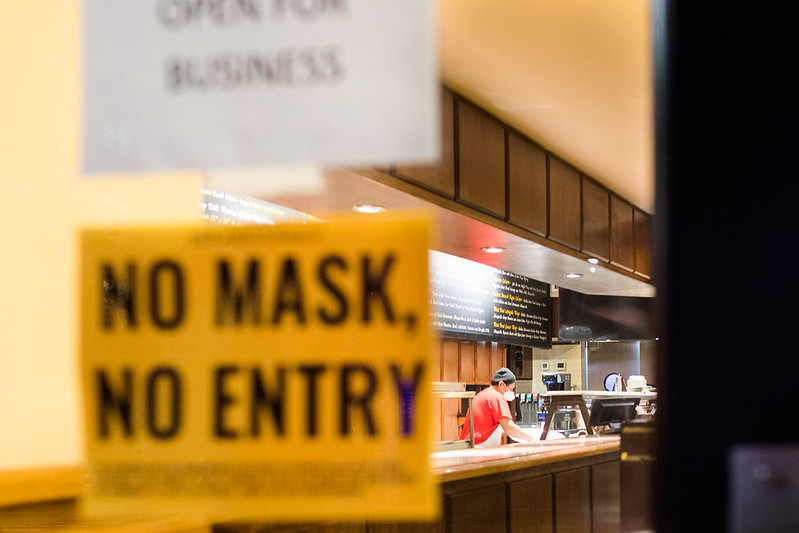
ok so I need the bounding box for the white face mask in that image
[499,382,516,402]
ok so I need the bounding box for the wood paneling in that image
[391,88,651,288]
[394,88,456,198]
[474,342,492,384]
[440,397,460,441]
[592,461,621,533]
[633,208,652,277]
[440,340,507,386]
[458,341,476,383]
[490,343,506,376]
[610,195,635,269]
[447,485,507,533]
[508,132,547,235]
[439,338,460,440]
[582,178,610,260]
[548,157,581,249]
[555,467,591,532]
[440,338,459,382]
[509,475,554,533]
[457,99,506,218]
[621,422,655,532]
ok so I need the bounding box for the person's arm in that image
[498,417,536,443]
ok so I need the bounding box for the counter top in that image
[543,390,656,399]
[431,435,620,483]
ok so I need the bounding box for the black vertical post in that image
[652,2,799,531]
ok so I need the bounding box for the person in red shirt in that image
[459,367,538,447]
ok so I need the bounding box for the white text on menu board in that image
[431,277,490,334]
[491,273,548,340]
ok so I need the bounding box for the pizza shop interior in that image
[3,2,799,533]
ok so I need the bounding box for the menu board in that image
[200,188,318,226]
[430,251,551,347]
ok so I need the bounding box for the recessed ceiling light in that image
[564,273,583,279]
[587,258,599,265]
[481,246,505,254]
[352,204,385,214]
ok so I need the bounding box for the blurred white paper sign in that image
[83,0,439,175]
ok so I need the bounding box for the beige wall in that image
[512,344,583,395]
[530,344,583,394]
[0,2,203,470]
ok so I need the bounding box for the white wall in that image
[0,1,203,469]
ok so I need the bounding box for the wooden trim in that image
[546,153,551,238]
[0,467,213,531]
[439,444,620,489]
[0,465,84,508]
[610,194,636,271]
[455,98,506,218]
[353,167,653,284]
[507,130,547,236]
[438,441,620,484]
[633,208,652,278]
[581,177,611,261]
[453,93,461,201]
[390,85,653,284]
[504,129,510,221]
[548,156,582,250]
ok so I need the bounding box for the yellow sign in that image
[80,214,437,522]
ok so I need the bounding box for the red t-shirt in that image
[459,386,512,444]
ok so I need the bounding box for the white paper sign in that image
[83,0,439,175]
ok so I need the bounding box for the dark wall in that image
[653,2,799,531]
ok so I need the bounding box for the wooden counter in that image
[219,437,622,532]
[430,436,621,533]
[2,437,621,532]
[434,435,619,476]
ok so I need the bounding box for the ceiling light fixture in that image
[481,246,505,254]
[564,273,583,279]
[587,258,599,265]
[352,204,385,214]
